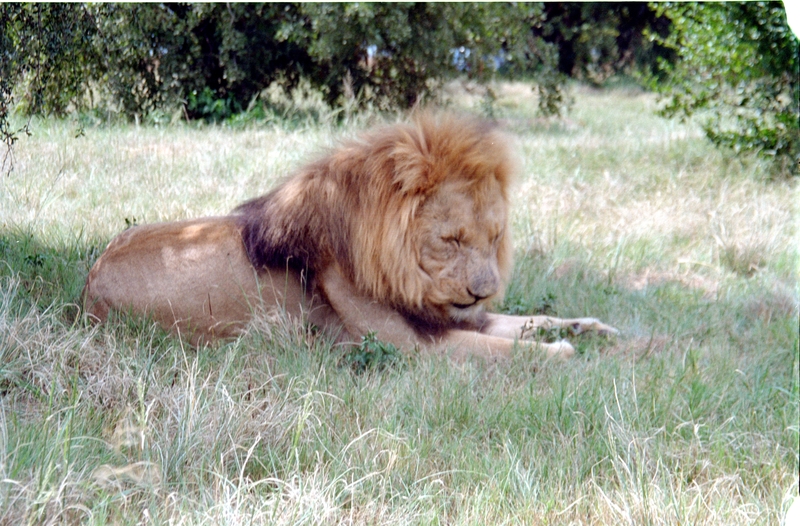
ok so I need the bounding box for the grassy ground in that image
[0,83,797,525]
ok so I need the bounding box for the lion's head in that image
[236,112,516,329]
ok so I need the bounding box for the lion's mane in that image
[234,113,516,327]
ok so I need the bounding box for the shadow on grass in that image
[0,227,107,319]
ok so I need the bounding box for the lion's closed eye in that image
[441,235,461,248]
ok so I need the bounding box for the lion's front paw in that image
[542,340,575,360]
[568,318,620,337]
[520,316,619,340]
[520,317,551,340]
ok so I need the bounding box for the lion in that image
[83,113,617,362]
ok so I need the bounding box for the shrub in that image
[650,2,799,175]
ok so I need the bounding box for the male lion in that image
[83,113,617,362]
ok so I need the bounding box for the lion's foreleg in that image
[317,266,575,362]
[316,264,422,351]
[438,329,574,362]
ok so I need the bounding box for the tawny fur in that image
[83,113,618,361]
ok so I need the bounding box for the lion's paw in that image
[520,317,619,339]
[568,318,620,337]
[520,317,548,339]
[542,340,575,360]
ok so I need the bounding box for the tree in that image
[650,2,799,175]
[0,3,101,166]
[296,3,562,111]
[0,3,576,128]
[0,2,694,145]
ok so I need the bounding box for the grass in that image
[0,82,797,524]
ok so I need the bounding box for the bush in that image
[650,2,799,175]
[1,3,632,131]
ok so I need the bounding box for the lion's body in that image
[83,217,310,345]
[83,114,617,360]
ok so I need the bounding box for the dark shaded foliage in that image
[532,2,674,84]
[0,3,672,127]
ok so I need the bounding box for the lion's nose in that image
[468,268,500,300]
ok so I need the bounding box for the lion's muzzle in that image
[466,265,501,303]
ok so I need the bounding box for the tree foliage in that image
[1,3,677,128]
[86,3,320,121]
[0,3,556,124]
[650,2,799,175]
[0,3,100,157]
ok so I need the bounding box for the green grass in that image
[0,83,797,524]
